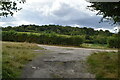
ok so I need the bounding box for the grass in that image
[18,32,41,35]
[18,32,71,37]
[35,43,116,50]
[0,41,2,79]
[2,41,44,78]
[81,43,116,50]
[87,52,118,78]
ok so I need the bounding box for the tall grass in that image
[87,52,118,78]
[2,42,43,78]
[81,43,108,49]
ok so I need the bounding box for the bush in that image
[84,35,107,44]
[2,31,84,46]
[15,33,28,42]
[93,35,107,44]
[2,30,17,42]
[71,36,84,46]
[107,35,120,48]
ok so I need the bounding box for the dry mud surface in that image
[21,45,116,78]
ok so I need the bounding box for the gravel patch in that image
[21,45,116,78]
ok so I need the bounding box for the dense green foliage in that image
[107,34,120,48]
[2,24,113,44]
[2,30,84,46]
[2,25,118,48]
[2,24,112,36]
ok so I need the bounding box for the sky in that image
[0,0,118,32]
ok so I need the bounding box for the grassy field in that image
[81,43,117,50]
[2,41,44,78]
[81,43,107,49]
[87,52,118,78]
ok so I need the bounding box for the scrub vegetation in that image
[87,52,118,78]
[2,42,43,78]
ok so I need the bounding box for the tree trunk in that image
[118,24,120,79]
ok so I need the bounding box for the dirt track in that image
[21,45,117,78]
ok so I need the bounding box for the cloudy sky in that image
[0,0,117,32]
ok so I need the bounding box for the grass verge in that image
[81,43,116,50]
[2,41,44,78]
[87,52,118,78]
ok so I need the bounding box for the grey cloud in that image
[49,3,113,28]
[1,0,114,30]
[52,3,89,20]
[53,3,74,17]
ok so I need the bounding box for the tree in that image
[88,2,120,77]
[88,2,120,47]
[0,0,26,17]
[88,2,120,24]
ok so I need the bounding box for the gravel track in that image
[21,45,117,78]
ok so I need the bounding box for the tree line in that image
[2,24,113,36]
[1,24,119,48]
[2,31,83,46]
